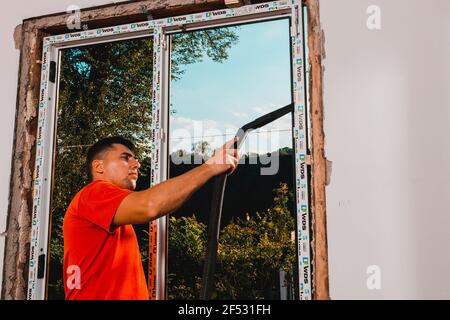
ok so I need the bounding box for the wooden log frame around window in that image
[2,0,329,300]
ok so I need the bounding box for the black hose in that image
[199,103,294,300]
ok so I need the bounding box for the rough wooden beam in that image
[305,0,330,300]
[24,0,226,33]
[224,0,243,8]
[2,22,43,300]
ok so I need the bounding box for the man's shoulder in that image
[65,181,100,214]
[84,179,113,190]
[75,180,117,199]
[67,180,129,214]
[83,180,125,192]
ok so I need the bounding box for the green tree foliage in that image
[168,215,206,300]
[168,183,296,300]
[216,182,296,299]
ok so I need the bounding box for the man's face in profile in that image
[93,143,140,190]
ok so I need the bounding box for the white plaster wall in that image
[0,0,127,298]
[321,0,450,299]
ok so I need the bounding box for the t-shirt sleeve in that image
[77,180,133,232]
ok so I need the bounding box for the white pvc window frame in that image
[28,0,312,300]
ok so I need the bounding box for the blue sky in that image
[169,18,293,154]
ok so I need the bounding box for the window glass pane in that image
[168,19,298,300]
[48,37,153,299]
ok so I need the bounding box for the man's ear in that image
[92,159,104,176]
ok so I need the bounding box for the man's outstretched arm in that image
[113,138,239,226]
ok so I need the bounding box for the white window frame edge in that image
[27,0,312,300]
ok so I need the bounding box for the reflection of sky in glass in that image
[169,19,292,155]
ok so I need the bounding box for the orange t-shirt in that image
[63,180,149,300]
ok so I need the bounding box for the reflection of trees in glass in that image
[48,28,239,300]
[171,28,239,80]
[168,183,296,300]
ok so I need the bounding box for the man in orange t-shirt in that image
[63,136,239,300]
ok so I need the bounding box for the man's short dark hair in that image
[86,136,135,181]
